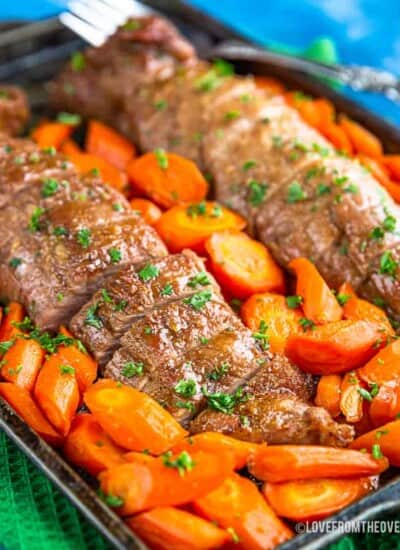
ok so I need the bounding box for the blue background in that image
[1,1,400,125]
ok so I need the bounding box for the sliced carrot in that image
[289,257,342,324]
[171,432,258,470]
[63,413,126,476]
[0,383,62,445]
[205,230,285,298]
[315,374,342,418]
[67,151,128,193]
[99,450,235,516]
[248,445,388,483]
[339,116,383,157]
[124,451,155,465]
[130,198,162,226]
[127,151,208,209]
[340,371,363,423]
[339,282,394,337]
[0,302,24,342]
[193,473,293,550]
[34,353,80,436]
[358,154,400,202]
[263,476,375,522]
[85,119,136,170]
[155,201,246,254]
[0,338,44,391]
[254,76,286,95]
[369,383,400,427]
[285,320,383,375]
[58,326,97,393]
[312,98,336,129]
[380,155,400,182]
[31,122,73,149]
[320,122,353,155]
[126,507,230,550]
[61,139,81,155]
[350,419,400,466]
[241,292,301,353]
[84,379,187,454]
[357,339,400,395]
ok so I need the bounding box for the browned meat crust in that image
[51,15,400,320]
[0,85,30,136]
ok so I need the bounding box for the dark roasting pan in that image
[1,2,400,548]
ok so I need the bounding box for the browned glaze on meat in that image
[0,85,30,136]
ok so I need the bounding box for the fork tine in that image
[67,0,118,35]
[99,0,152,17]
[77,0,129,26]
[59,12,106,46]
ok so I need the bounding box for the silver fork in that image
[60,0,400,102]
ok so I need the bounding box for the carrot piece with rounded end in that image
[312,98,335,128]
[127,151,208,209]
[339,282,394,337]
[350,419,400,466]
[339,116,383,157]
[358,154,400,203]
[369,383,400,427]
[340,371,363,423]
[67,151,128,193]
[285,320,384,375]
[254,76,285,95]
[34,353,80,436]
[31,122,73,149]
[0,302,24,342]
[99,450,235,516]
[358,339,400,388]
[315,374,342,418]
[193,473,293,550]
[61,139,81,155]
[155,202,246,254]
[241,292,301,353]
[84,379,187,454]
[320,122,353,155]
[380,155,400,182]
[263,476,375,522]
[289,257,342,324]
[171,432,259,470]
[248,445,388,483]
[86,120,136,170]
[205,231,285,299]
[58,326,97,393]
[130,198,162,226]
[126,507,230,550]
[0,338,44,391]
[0,383,62,445]
[63,413,126,475]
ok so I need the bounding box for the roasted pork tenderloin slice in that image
[0,85,30,136]
[70,250,216,366]
[190,356,354,447]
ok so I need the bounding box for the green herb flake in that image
[112,203,123,212]
[379,251,398,278]
[252,320,269,350]
[154,148,168,169]
[41,178,59,198]
[207,362,230,381]
[53,226,68,237]
[203,386,250,415]
[316,183,331,196]
[358,387,373,402]
[108,247,122,264]
[287,181,307,203]
[122,361,144,378]
[183,290,212,311]
[286,295,303,309]
[154,99,168,111]
[84,303,102,329]
[76,228,91,248]
[174,379,197,398]
[59,364,75,375]
[56,112,81,125]
[336,293,351,306]
[299,317,316,331]
[28,207,45,232]
[224,110,240,121]
[248,180,268,206]
[271,135,283,148]
[371,443,384,460]
[175,401,196,412]
[186,201,207,218]
[187,272,210,289]
[383,214,396,232]
[160,283,173,296]
[162,450,195,476]
[56,293,64,302]
[70,52,85,72]
[8,257,22,269]
[122,19,141,31]
[138,263,160,282]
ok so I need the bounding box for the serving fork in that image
[60,0,400,102]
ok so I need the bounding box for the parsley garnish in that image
[154,99,167,111]
[154,148,168,169]
[337,293,351,306]
[161,283,173,296]
[112,203,123,212]
[316,183,331,196]
[186,201,207,218]
[122,19,140,31]
[299,317,316,331]
[108,247,122,263]
[174,379,197,398]
[56,112,81,125]
[59,364,75,375]
[53,226,68,237]
[183,290,212,310]
[85,303,102,329]
[379,251,398,278]
[76,228,91,248]
[252,320,269,350]
[162,451,195,476]
[207,362,230,381]
[242,160,257,171]
[9,257,22,269]
[371,443,384,459]
[287,181,307,203]
[286,295,303,309]
[29,207,45,232]
[248,180,268,206]
[41,178,59,197]
[194,59,234,92]
[175,401,196,412]
[122,362,144,378]
[203,386,250,414]
[138,264,160,282]
[224,110,240,121]
[70,52,85,71]
[187,272,210,288]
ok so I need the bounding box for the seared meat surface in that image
[0,85,30,136]
[52,15,400,319]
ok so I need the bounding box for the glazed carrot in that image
[312,98,335,129]
[0,338,44,391]
[369,383,400,427]
[34,353,80,436]
[358,154,400,202]
[0,383,62,445]
[126,507,230,550]
[67,152,128,193]
[285,320,383,375]
[99,450,235,516]
[130,198,162,226]
[320,122,353,155]
[339,115,383,157]
[61,139,81,155]
[350,419,400,466]
[193,473,293,550]
[84,379,187,454]
[254,76,286,95]
[58,326,97,392]
[340,371,363,423]
[85,120,136,170]
[263,476,375,522]
[171,432,259,470]
[380,155,400,181]
[63,413,126,476]
[241,292,301,353]
[248,445,388,483]
[0,302,24,342]
[128,151,208,209]
[315,375,342,418]
[339,282,394,337]
[155,201,246,254]
[289,257,342,324]
[358,339,400,388]
[31,122,73,149]
[124,451,155,465]
[205,231,285,298]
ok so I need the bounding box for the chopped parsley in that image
[122,19,141,31]
[84,303,102,329]
[122,361,144,378]
[252,320,269,350]
[112,203,123,212]
[175,401,196,412]
[56,112,81,125]
[160,283,173,296]
[336,293,352,306]
[211,204,222,217]
[186,201,207,218]
[379,251,398,278]
[29,207,45,232]
[271,135,283,148]
[101,493,124,508]
[76,228,91,248]
[299,317,316,331]
[0,340,15,354]
[154,99,168,111]
[207,362,230,381]
[8,257,22,269]
[287,181,307,203]
[224,110,240,121]
[174,379,197,398]
[187,272,210,288]
[108,247,122,264]
[53,226,68,237]
[371,443,384,459]
[59,364,75,375]
[41,178,59,197]
[162,450,195,476]
[138,263,160,282]
[286,295,303,309]
[183,290,212,311]
[316,183,331,196]
[203,386,250,414]
[383,214,396,232]
[242,160,257,171]
[70,52,85,71]
[144,326,153,335]
[194,59,234,92]
[154,148,168,169]
[248,180,268,206]
[56,293,64,302]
